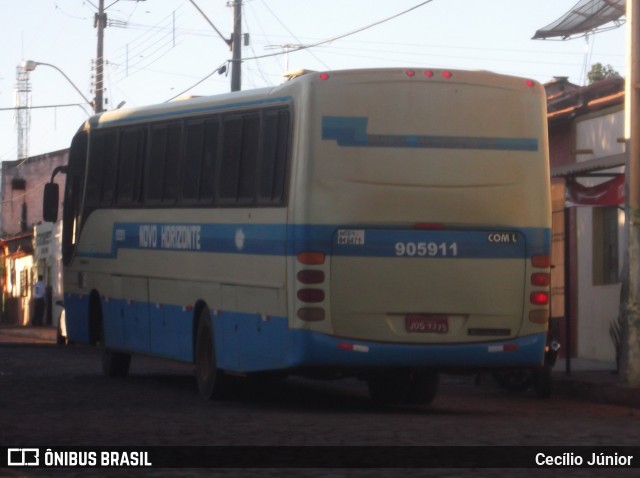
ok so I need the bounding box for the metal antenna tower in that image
[14,64,32,160]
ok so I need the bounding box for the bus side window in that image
[163,123,181,204]
[85,133,105,209]
[200,118,219,204]
[182,121,205,204]
[238,114,260,204]
[259,109,290,205]
[146,125,168,203]
[86,131,119,210]
[100,131,118,206]
[219,116,243,204]
[146,123,181,205]
[117,128,146,206]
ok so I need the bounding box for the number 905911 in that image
[394,241,458,257]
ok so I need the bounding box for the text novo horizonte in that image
[139,224,201,251]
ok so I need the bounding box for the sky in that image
[0,0,627,161]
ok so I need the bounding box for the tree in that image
[587,63,621,84]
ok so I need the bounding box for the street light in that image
[20,60,94,113]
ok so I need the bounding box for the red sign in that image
[565,174,624,207]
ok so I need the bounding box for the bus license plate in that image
[405,315,449,334]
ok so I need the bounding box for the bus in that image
[43,68,551,404]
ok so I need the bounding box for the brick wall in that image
[1,149,68,237]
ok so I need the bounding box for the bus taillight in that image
[530,291,549,306]
[297,307,325,321]
[531,272,550,286]
[297,289,325,303]
[296,252,327,320]
[297,252,325,265]
[531,255,551,268]
[297,270,325,284]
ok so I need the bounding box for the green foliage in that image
[588,63,621,84]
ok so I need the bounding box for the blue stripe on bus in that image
[290,329,547,369]
[64,291,546,371]
[322,116,539,152]
[77,223,551,260]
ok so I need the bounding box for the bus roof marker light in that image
[319,73,330,80]
[406,69,416,77]
[526,79,535,87]
[442,71,453,79]
[424,70,434,78]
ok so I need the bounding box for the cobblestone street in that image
[1,331,640,477]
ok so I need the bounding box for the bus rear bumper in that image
[291,330,547,370]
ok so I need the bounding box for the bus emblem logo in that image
[235,228,246,251]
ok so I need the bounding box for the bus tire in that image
[102,348,131,377]
[533,366,553,399]
[195,309,229,400]
[56,322,66,346]
[405,370,439,404]
[367,370,413,405]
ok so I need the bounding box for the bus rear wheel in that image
[195,308,231,400]
[102,349,131,377]
[367,369,439,405]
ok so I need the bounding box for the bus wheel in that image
[367,370,413,405]
[195,309,230,400]
[533,366,553,399]
[405,370,439,404]
[102,349,131,377]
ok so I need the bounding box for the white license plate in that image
[405,314,449,334]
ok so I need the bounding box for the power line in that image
[257,0,330,70]
[242,0,435,62]
[163,61,228,102]
[168,0,436,95]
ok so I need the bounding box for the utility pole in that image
[188,0,243,92]
[94,0,106,113]
[230,0,242,92]
[623,0,640,385]
[14,65,31,159]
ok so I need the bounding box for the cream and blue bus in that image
[44,68,551,404]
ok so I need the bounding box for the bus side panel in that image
[63,293,90,344]
[148,304,195,362]
[214,312,290,372]
[102,295,125,349]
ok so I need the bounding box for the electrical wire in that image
[163,61,228,102]
[168,0,436,94]
[242,0,435,62]
[257,0,330,70]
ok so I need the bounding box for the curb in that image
[0,325,57,342]
[552,372,640,409]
